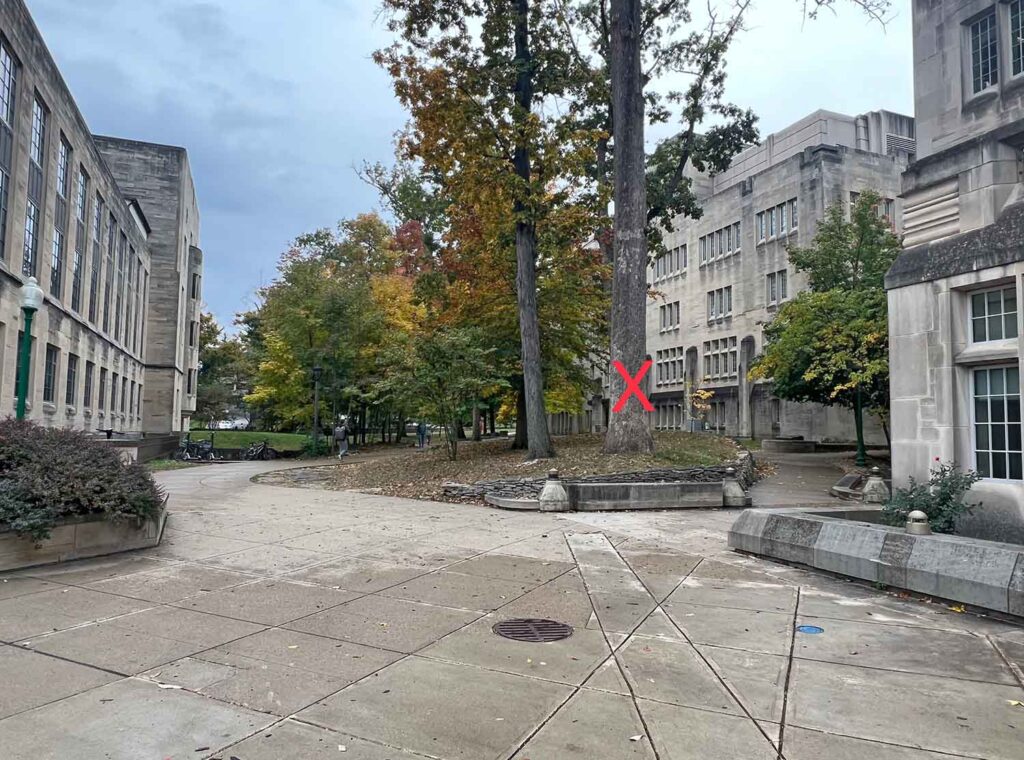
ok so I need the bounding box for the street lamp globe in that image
[20,276,43,312]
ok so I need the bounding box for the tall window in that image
[103,214,115,332]
[115,232,127,342]
[971,286,1018,342]
[756,212,765,243]
[970,9,999,93]
[51,137,71,298]
[110,372,118,412]
[974,366,1022,480]
[65,353,78,406]
[789,199,798,230]
[43,344,58,404]
[98,368,107,410]
[23,96,47,277]
[71,167,88,311]
[191,272,200,299]
[0,39,17,262]
[84,361,95,409]
[121,377,127,413]
[88,194,104,323]
[1012,1,1024,76]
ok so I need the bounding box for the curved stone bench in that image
[728,506,1024,616]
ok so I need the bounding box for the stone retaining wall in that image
[728,506,1024,616]
[0,506,168,572]
[444,450,755,503]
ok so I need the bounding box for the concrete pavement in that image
[0,460,1021,759]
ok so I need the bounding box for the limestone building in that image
[0,0,200,436]
[646,109,914,441]
[887,0,1024,540]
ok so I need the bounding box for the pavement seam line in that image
[604,534,786,759]
[775,586,801,760]
[987,634,1024,689]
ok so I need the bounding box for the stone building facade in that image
[887,0,1024,541]
[0,0,200,436]
[644,109,914,442]
[93,138,201,434]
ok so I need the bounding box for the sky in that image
[29,0,913,331]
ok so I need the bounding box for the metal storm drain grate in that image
[493,618,574,643]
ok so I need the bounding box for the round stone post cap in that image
[907,510,928,521]
[725,467,736,476]
[870,466,881,476]
[548,469,559,479]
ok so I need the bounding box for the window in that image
[71,168,89,312]
[43,344,58,404]
[187,369,195,396]
[654,244,686,280]
[766,270,788,305]
[29,96,46,165]
[0,38,17,127]
[121,377,127,413]
[778,203,787,234]
[98,368,107,410]
[970,9,999,94]
[103,215,115,332]
[65,353,78,406]
[136,383,143,416]
[767,207,776,238]
[702,337,738,380]
[88,194,104,323]
[707,287,733,321]
[56,138,71,198]
[756,212,765,242]
[110,372,118,412]
[129,381,135,417]
[1013,0,1024,76]
[191,272,200,299]
[971,286,1018,342]
[789,199,798,229]
[0,42,18,262]
[660,301,680,331]
[84,361,94,409]
[974,366,1022,479]
[23,201,39,277]
[733,222,741,251]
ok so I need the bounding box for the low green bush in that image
[0,419,165,542]
[881,459,981,534]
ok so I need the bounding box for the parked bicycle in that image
[244,440,279,461]
[172,434,218,461]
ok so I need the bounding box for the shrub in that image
[0,419,165,542]
[881,459,981,534]
[302,435,330,457]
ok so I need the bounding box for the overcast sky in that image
[29,0,913,330]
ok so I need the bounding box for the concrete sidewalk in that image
[0,461,1021,759]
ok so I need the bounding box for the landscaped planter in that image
[0,503,168,572]
[728,506,1024,616]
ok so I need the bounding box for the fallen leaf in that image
[157,684,182,690]
[1009,700,1024,707]
[949,604,966,613]
[629,735,644,742]
[288,645,299,649]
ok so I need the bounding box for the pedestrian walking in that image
[416,420,427,449]
[334,420,349,458]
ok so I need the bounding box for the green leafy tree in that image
[196,313,250,428]
[375,328,508,460]
[751,191,899,464]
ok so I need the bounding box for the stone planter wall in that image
[0,505,167,572]
[728,506,1024,616]
[476,451,755,512]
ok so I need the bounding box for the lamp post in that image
[312,365,323,455]
[15,277,44,420]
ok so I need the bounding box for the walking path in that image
[0,460,1021,759]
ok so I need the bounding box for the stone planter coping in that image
[0,504,167,572]
[728,506,1024,616]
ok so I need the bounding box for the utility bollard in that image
[539,469,570,512]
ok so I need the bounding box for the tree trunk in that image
[512,382,528,450]
[512,0,554,460]
[604,0,654,454]
[489,406,496,435]
[472,405,482,442]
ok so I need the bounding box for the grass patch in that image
[187,430,309,452]
[260,432,739,502]
[146,458,196,472]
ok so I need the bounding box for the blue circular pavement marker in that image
[796,625,825,634]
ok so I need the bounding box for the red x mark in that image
[612,360,654,413]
